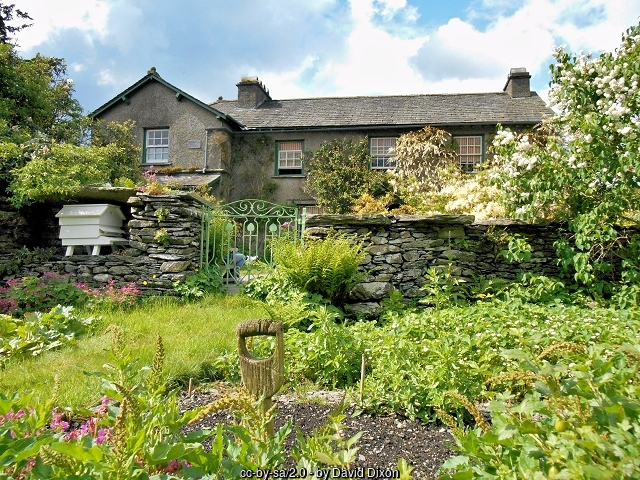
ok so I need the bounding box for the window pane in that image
[145,129,169,163]
[277,141,303,173]
[455,136,482,172]
[370,137,396,169]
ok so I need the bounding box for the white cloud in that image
[260,0,430,98]
[16,0,110,52]
[96,69,117,86]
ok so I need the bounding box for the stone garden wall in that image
[19,192,209,295]
[305,214,564,317]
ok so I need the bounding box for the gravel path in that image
[179,387,456,479]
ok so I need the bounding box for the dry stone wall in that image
[305,214,564,317]
[19,192,207,295]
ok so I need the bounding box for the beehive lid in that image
[56,204,126,221]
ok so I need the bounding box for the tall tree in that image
[0,44,84,142]
[0,3,32,44]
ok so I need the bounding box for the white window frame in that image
[276,141,303,175]
[370,137,397,169]
[145,129,169,164]
[454,135,483,172]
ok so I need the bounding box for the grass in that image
[0,294,265,409]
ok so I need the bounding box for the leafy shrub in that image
[0,273,87,316]
[285,307,365,388]
[440,343,640,479]
[0,246,56,278]
[489,23,640,288]
[392,125,457,191]
[241,270,339,330]
[0,305,95,364]
[271,232,367,307]
[305,138,388,213]
[173,269,223,300]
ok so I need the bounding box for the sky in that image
[11,0,640,114]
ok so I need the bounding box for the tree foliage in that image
[0,2,31,44]
[7,120,142,207]
[391,126,458,192]
[305,137,387,213]
[0,43,84,143]
[490,22,640,288]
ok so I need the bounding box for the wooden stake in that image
[188,378,193,398]
[360,353,366,403]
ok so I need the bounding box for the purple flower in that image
[96,427,110,444]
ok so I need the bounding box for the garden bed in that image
[179,388,455,479]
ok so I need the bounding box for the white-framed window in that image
[145,129,169,164]
[276,141,303,175]
[454,135,483,172]
[370,137,397,169]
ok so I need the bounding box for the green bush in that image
[173,269,223,300]
[304,138,389,213]
[271,232,366,307]
[440,343,640,479]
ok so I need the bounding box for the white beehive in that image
[56,204,128,256]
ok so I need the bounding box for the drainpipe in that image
[203,129,209,173]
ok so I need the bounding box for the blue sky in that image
[13,0,640,113]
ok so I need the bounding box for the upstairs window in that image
[276,141,303,175]
[145,129,169,164]
[454,135,483,172]
[370,137,397,169]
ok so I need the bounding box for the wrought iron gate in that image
[199,199,304,283]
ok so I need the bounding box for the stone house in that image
[91,67,551,207]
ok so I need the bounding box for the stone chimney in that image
[236,76,271,108]
[503,68,531,98]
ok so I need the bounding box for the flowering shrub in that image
[490,22,640,288]
[391,126,457,192]
[137,166,169,194]
[0,273,87,316]
[76,280,141,309]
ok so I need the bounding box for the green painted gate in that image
[199,199,304,282]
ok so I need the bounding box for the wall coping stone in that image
[306,214,391,227]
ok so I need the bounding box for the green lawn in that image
[0,294,265,409]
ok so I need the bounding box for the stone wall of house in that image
[305,214,564,317]
[18,192,209,295]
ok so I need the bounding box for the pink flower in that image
[50,409,70,431]
[96,427,111,444]
[64,429,81,441]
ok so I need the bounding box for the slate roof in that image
[212,92,552,131]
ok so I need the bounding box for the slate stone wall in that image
[18,192,208,295]
[305,214,564,317]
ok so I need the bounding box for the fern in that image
[271,232,366,307]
